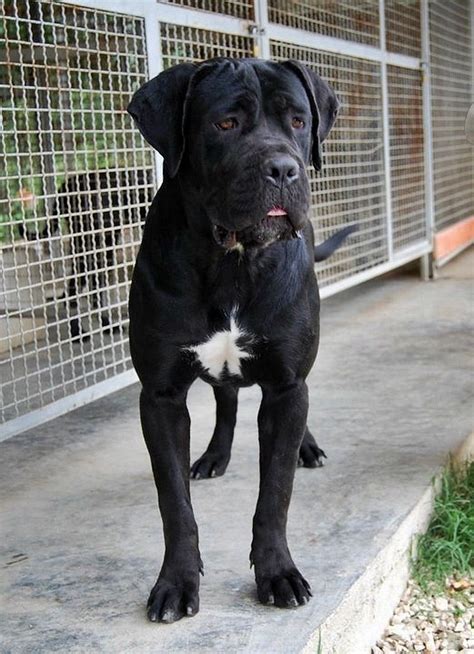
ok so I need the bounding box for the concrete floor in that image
[1,249,473,654]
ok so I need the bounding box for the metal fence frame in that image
[61,0,434,289]
[1,0,472,440]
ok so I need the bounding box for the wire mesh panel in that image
[0,0,154,424]
[267,0,380,47]
[385,0,421,57]
[430,0,474,230]
[271,41,387,286]
[387,66,426,250]
[158,0,254,20]
[160,22,254,68]
[1,0,469,435]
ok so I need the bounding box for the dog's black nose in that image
[265,156,299,187]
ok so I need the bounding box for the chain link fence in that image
[0,0,472,438]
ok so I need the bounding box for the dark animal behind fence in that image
[19,168,153,338]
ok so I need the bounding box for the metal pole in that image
[471,0,474,106]
[379,0,394,262]
[420,0,435,279]
[143,2,164,188]
[254,0,271,59]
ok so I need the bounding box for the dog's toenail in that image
[161,609,176,623]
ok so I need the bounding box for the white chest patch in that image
[187,316,253,379]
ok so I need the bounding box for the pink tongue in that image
[267,207,287,217]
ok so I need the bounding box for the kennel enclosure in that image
[0,0,472,438]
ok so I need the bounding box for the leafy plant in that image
[412,461,474,593]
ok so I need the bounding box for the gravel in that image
[374,577,474,653]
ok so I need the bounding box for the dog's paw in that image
[190,450,229,479]
[298,432,327,468]
[147,576,199,623]
[256,568,312,608]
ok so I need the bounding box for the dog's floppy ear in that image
[283,60,340,172]
[127,63,197,178]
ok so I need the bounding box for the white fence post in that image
[379,0,394,263]
[421,0,435,261]
[144,3,164,188]
[254,0,270,59]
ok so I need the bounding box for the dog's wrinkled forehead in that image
[185,60,260,125]
[187,59,310,120]
[128,57,339,177]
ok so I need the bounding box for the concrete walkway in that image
[1,250,473,654]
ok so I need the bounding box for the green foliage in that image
[317,630,323,654]
[413,461,474,593]
[1,9,146,245]
[0,91,132,244]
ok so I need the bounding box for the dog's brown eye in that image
[291,117,305,129]
[216,118,238,131]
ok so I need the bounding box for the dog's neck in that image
[143,176,312,320]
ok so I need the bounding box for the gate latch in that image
[248,24,266,36]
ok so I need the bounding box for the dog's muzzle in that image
[212,207,302,250]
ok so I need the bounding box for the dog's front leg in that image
[140,387,202,623]
[251,381,312,608]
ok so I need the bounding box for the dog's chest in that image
[186,311,255,380]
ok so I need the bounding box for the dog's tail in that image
[314,224,358,262]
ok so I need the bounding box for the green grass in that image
[412,460,474,593]
[317,630,322,654]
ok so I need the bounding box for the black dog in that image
[19,169,151,339]
[128,58,355,623]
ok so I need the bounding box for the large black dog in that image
[128,58,354,623]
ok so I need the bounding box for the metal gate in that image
[0,0,472,439]
[429,0,474,230]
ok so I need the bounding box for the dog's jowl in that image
[128,58,354,623]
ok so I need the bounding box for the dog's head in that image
[128,58,339,249]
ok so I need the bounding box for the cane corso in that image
[19,169,152,339]
[128,58,355,623]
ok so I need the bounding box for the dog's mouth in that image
[212,206,302,250]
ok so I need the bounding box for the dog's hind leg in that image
[190,385,238,479]
[68,255,88,340]
[298,427,327,468]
